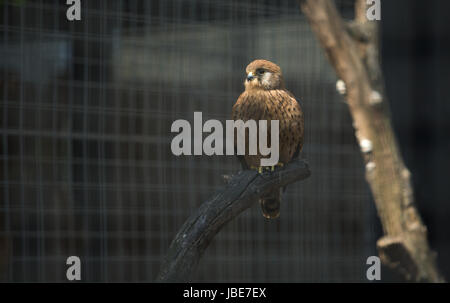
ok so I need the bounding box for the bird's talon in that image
[250,163,284,173]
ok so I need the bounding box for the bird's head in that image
[244,59,284,91]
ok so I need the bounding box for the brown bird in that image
[232,59,304,219]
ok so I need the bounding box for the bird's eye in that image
[256,69,265,75]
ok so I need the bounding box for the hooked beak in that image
[246,72,255,81]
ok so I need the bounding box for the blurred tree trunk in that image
[299,0,444,282]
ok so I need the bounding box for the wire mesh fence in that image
[0,0,376,282]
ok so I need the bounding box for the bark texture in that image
[156,158,311,282]
[299,0,443,282]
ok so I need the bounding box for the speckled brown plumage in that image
[231,59,304,219]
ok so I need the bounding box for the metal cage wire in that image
[0,0,376,282]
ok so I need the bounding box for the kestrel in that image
[232,59,304,219]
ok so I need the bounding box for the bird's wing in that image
[279,89,304,160]
[232,91,266,170]
[232,92,250,170]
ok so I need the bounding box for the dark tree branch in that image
[156,158,311,282]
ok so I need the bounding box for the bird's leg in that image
[250,165,262,173]
[268,162,285,172]
[250,162,284,174]
[250,166,264,174]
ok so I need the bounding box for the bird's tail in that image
[260,188,282,219]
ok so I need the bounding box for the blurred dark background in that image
[0,0,448,282]
[382,0,450,281]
